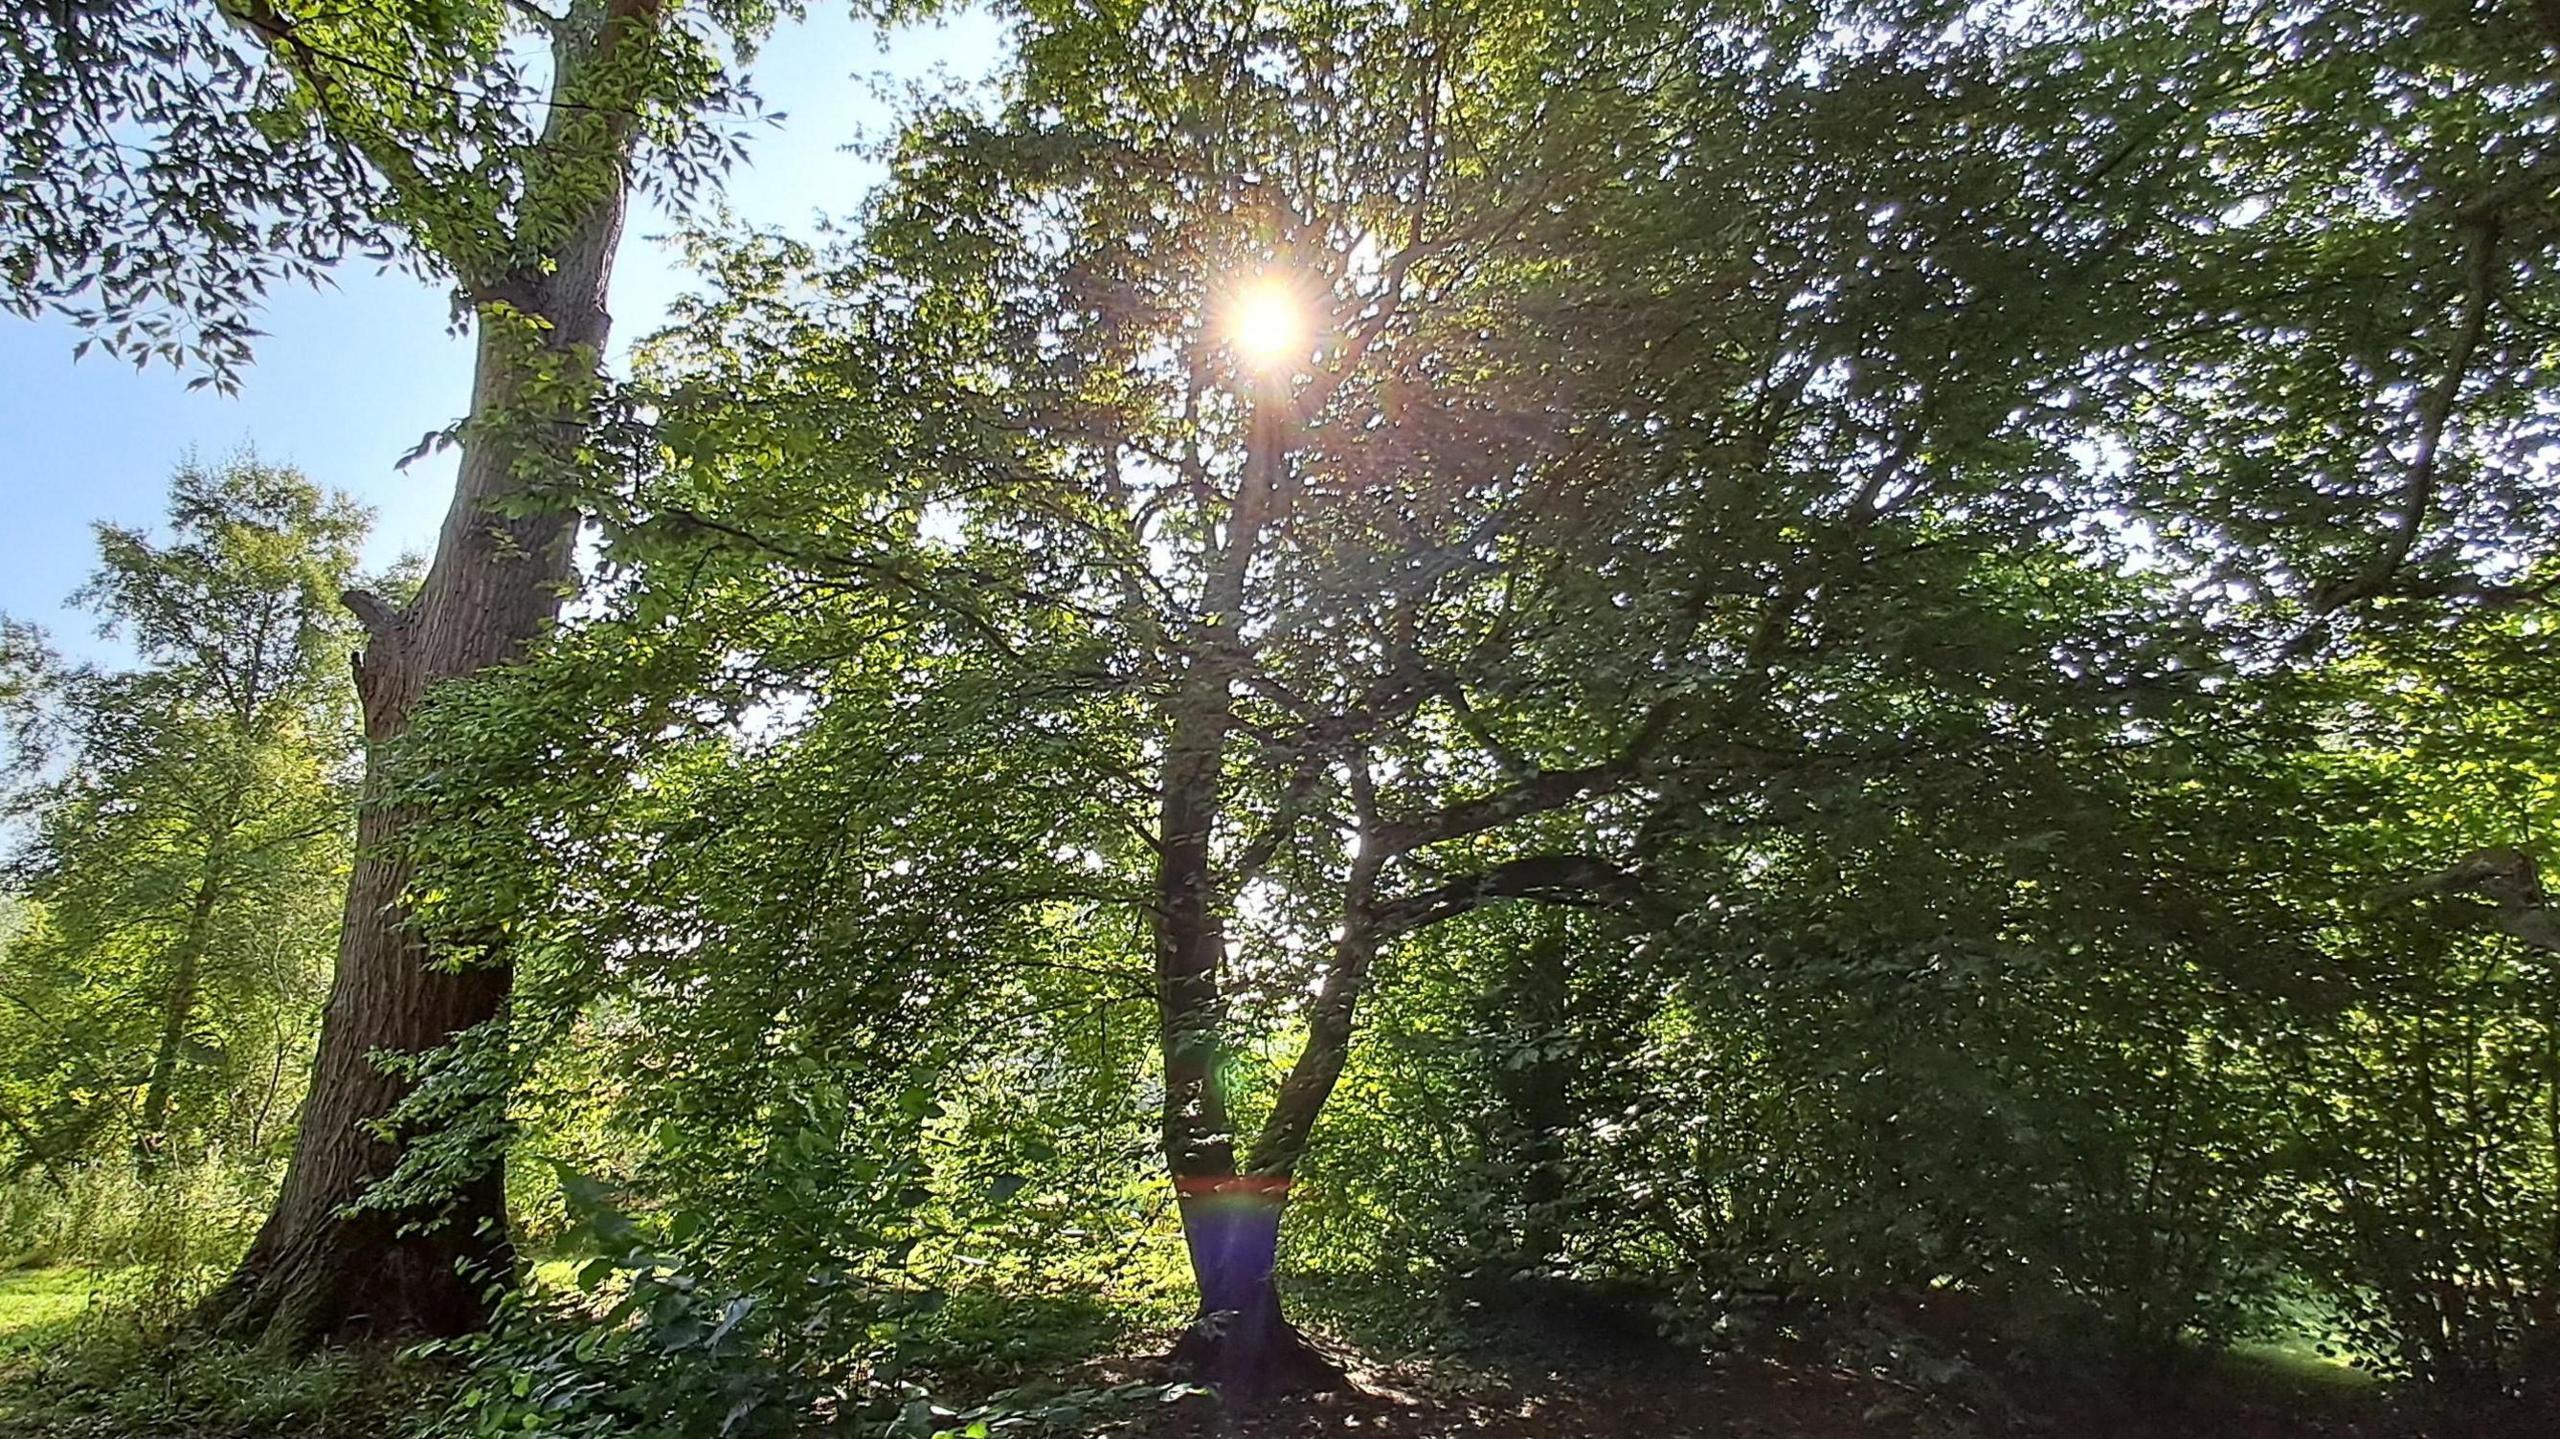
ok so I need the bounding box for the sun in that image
[1227,277,1307,373]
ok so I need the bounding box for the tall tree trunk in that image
[1490,920,1573,1271]
[1151,388,1343,1395]
[135,869,221,1170]
[1170,840,1377,1395]
[210,9,644,1337]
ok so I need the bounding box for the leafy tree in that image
[379,0,2558,1396]
[24,0,2544,1410]
[0,621,54,801]
[866,0,2553,1388]
[8,0,792,1344]
[3,0,389,387]
[2263,613,2560,1405]
[0,458,365,1188]
[2,0,765,387]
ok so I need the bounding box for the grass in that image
[0,1264,435,1439]
[2231,1333,2374,1382]
[0,1266,97,1366]
[0,1259,2407,1439]
[2222,1331,2382,1413]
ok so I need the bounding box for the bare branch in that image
[340,587,403,637]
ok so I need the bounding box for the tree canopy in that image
[0,459,365,1186]
[6,0,2560,1432]
[358,0,2560,1406]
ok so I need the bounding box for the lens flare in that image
[1228,279,1306,372]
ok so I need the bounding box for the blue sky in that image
[0,6,1008,662]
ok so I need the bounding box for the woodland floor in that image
[1037,1302,2412,1439]
[0,1266,2460,1439]
[1107,1342,2402,1439]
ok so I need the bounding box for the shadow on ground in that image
[1111,1279,2426,1439]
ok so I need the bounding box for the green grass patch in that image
[0,1267,96,1362]
[2219,1332,2381,1416]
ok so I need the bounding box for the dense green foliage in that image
[7,0,824,1355]
[1,0,778,387]
[7,0,2560,1433]
[0,460,366,1259]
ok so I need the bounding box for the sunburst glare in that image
[1227,277,1307,372]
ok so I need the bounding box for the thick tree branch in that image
[340,587,402,637]
[1248,667,1451,758]
[2384,846,2560,952]
[1367,853,1639,940]
[1373,763,1618,857]
[2316,216,2500,617]
[1247,760,1384,1176]
[1230,753,1328,884]
[1371,691,1684,858]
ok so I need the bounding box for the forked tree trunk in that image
[1150,389,1348,1397]
[210,49,638,1339]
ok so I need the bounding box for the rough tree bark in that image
[1152,386,1348,1396]
[210,0,657,1348]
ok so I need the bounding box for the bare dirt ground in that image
[1121,1332,2414,1439]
